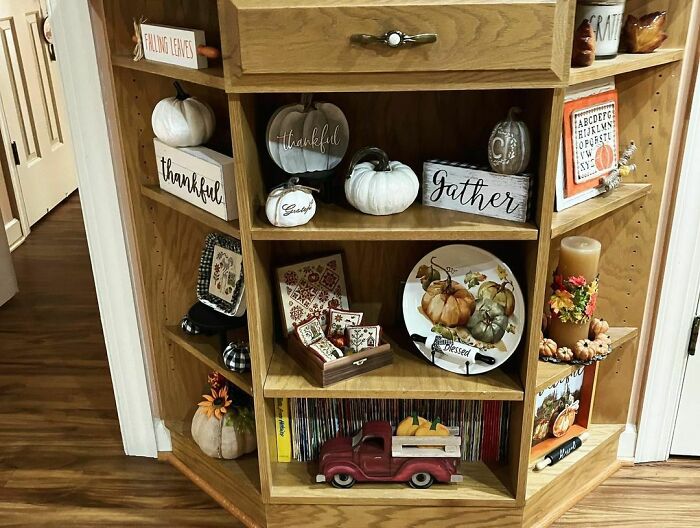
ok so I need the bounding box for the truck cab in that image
[316,421,462,489]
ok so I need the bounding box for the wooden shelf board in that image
[535,327,638,393]
[269,460,515,506]
[264,334,524,400]
[111,54,225,90]
[141,185,240,238]
[551,183,651,239]
[526,423,624,499]
[251,203,538,241]
[164,326,254,396]
[165,420,265,525]
[568,49,685,85]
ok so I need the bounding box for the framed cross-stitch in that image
[197,233,246,316]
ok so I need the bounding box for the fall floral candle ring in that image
[549,273,599,325]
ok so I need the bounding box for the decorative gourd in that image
[344,147,419,216]
[478,280,516,316]
[191,386,256,460]
[467,299,509,344]
[594,333,612,347]
[396,413,429,436]
[152,81,215,147]
[590,339,609,357]
[573,339,596,362]
[421,258,476,327]
[265,177,317,227]
[572,19,596,67]
[555,346,574,362]
[589,318,610,338]
[539,338,557,358]
[622,11,668,53]
[266,95,349,174]
[487,107,531,175]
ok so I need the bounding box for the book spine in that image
[274,398,292,463]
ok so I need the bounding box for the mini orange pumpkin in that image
[421,258,475,327]
[556,347,574,362]
[574,339,596,361]
[590,339,609,357]
[539,338,557,358]
[595,333,612,347]
[589,318,610,338]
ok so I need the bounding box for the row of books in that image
[275,397,510,463]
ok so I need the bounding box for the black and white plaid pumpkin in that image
[223,341,251,373]
[180,315,202,335]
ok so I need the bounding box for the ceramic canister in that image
[575,1,626,58]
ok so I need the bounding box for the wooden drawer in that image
[226,0,572,78]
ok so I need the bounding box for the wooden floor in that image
[0,193,698,527]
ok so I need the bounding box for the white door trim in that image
[635,64,700,463]
[49,0,162,457]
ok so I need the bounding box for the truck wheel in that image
[409,472,434,489]
[331,473,355,489]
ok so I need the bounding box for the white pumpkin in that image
[344,147,419,216]
[191,406,257,460]
[487,107,531,175]
[265,177,317,227]
[152,81,215,147]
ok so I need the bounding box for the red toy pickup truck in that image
[316,421,463,489]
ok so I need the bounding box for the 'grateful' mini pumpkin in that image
[345,147,419,216]
[589,318,610,338]
[265,177,317,227]
[539,338,557,358]
[266,95,349,174]
[152,81,215,147]
[421,258,476,327]
[468,298,509,344]
[488,107,531,175]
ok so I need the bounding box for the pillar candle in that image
[548,236,602,349]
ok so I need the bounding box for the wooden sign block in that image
[422,160,532,223]
[154,138,237,221]
[140,23,207,69]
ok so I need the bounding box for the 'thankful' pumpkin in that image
[488,107,531,175]
[421,258,476,327]
[152,81,215,147]
[345,147,419,216]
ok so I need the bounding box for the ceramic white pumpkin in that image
[487,107,531,175]
[265,177,317,227]
[266,95,349,174]
[191,406,257,460]
[344,147,419,216]
[152,81,215,147]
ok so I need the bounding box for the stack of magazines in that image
[277,398,509,463]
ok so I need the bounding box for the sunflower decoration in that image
[198,384,232,420]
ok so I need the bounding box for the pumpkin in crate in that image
[345,147,419,216]
[396,413,429,436]
[266,95,349,175]
[467,299,509,344]
[191,385,257,459]
[487,107,531,175]
[152,81,215,147]
[415,418,451,449]
[421,258,475,327]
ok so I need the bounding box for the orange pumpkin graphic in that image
[594,144,615,171]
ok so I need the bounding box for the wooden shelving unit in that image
[100,0,697,526]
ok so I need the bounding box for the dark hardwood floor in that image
[0,193,698,527]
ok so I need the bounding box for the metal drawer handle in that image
[350,30,437,48]
[352,358,368,366]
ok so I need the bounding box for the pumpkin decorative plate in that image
[403,245,525,375]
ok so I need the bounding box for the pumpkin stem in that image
[430,417,441,431]
[346,147,391,178]
[506,106,522,120]
[411,412,419,426]
[301,93,314,112]
[173,81,190,101]
[430,257,454,293]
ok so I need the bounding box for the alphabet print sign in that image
[140,23,208,69]
[154,139,237,221]
[422,161,532,223]
[266,97,349,175]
